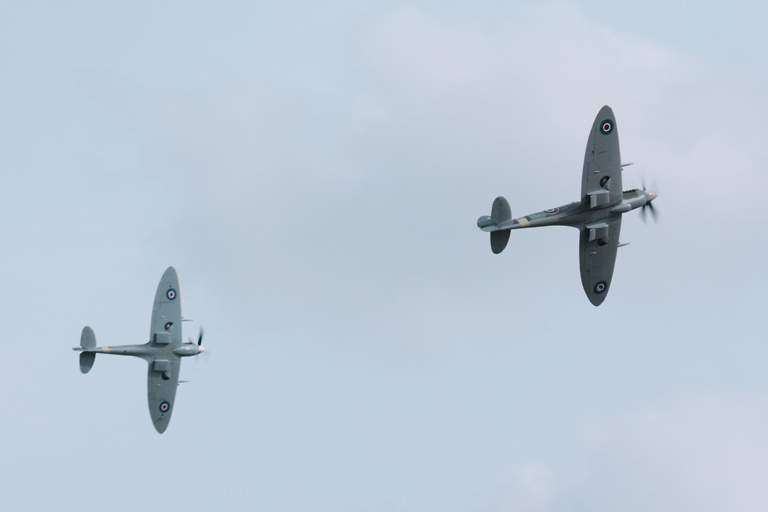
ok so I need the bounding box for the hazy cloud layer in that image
[1,2,766,511]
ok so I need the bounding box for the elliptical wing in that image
[581,105,622,208]
[147,356,181,433]
[146,266,183,433]
[149,266,182,344]
[579,216,621,306]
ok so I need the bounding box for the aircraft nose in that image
[645,190,657,203]
[198,346,206,354]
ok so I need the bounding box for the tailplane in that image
[490,230,511,254]
[477,196,512,254]
[78,326,96,373]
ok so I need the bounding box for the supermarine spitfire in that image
[477,106,657,306]
[73,267,204,433]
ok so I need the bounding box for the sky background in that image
[1,1,767,510]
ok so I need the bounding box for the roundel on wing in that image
[594,281,608,294]
[599,120,613,135]
[159,401,171,413]
[166,288,177,300]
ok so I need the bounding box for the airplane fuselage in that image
[77,342,203,361]
[486,189,655,231]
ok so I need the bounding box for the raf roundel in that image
[594,281,608,294]
[599,120,613,135]
[544,207,560,216]
[166,288,177,301]
[159,401,170,413]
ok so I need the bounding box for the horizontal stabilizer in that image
[80,352,95,373]
[81,326,96,349]
[491,196,512,253]
[491,196,511,225]
[79,327,96,373]
[477,196,513,232]
[478,196,512,253]
[491,230,511,254]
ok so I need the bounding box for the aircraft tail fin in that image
[79,326,96,373]
[477,196,512,254]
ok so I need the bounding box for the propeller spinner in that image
[640,180,659,223]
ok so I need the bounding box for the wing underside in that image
[147,266,184,433]
[147,357,181,433]
[579,216,621,306]
[150,267,182,344]
[581,105,622,208]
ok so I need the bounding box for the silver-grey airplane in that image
[73,266,205,433]
[477,105,657,306]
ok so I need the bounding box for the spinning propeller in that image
[640,179,659,224]
[187,327,205,354]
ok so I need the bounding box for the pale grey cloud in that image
[488,393,768,512]
[0,2,766,511]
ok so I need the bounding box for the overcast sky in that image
[2,1,767,511]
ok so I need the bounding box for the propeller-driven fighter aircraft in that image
[73,266,204,433]
[477,106,657,306]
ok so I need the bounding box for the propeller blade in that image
[640,205,647,223]
[648,202,659,222]
[198,327,204,346]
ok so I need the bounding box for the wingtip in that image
[588,294,607,307]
